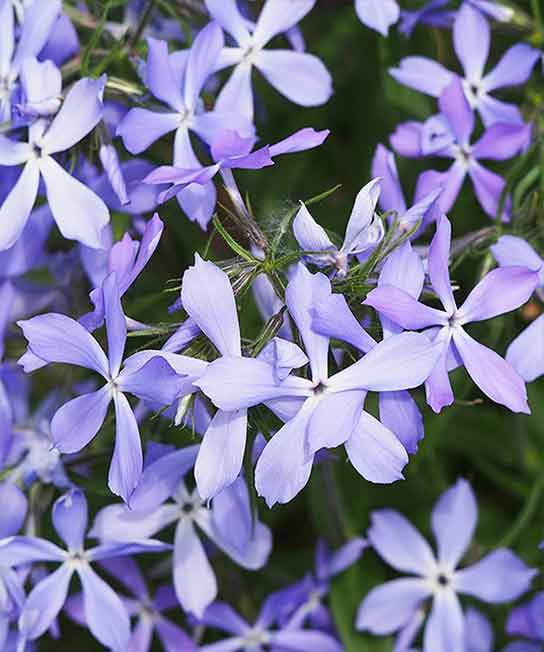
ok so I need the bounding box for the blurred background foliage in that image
[38,0,544,649]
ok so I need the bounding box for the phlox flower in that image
[365,214,538,413]
[354,0,400,36]
[357,479,536,652]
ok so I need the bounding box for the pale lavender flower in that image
[204,0,332,120]
[293,178,384,277]
[371,144,442,233]
[17,273,190,502]
[365,214,538,413]
[392,77,531,219]
[491,235,544,383]
[312,241,426,454]
[66,556,196,652]
[0,75,109,250]
[357,479,536,652]
[391,4,539,127]
[195,263,441,506]
[198,596,342,652]
[0,489,168,652]
[0,0,61,121]
[117,23,254,228]
[505,591,544,652]
[143,127,329,228]
[91,445,272,618]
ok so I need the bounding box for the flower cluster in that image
[0,0,542,651]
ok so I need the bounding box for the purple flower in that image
[66,557,196,652]
[371,144,442,233]
[79,213,165,332]
[0,0,61,121]
[204,0,332,120]
[198,596,342,652]
[144,127,329,227]
[117,23,254,228]
[195,263,441,506]
[365,215,537,413]
[312,240,427,454]
[392,77,531,219]
[0,489,168,652]
[17,273,190,502]
[292,178,384,277]
[391,3,539,127]
[0,75,109,250]
[491,235,544,383]
[274,538,367,632]
[355,0,400,36]
[505,591,544,651]
[90,446,272,618]
[357,479,536,652]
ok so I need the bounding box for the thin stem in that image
[128,0,157,50]
[532,0,543,31]
[497,475,544,548]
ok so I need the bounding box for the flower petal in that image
[455,549,537,602]
[423,590,464,652]
[345,410,408,483]
[195,409,248,501]
[452,327,530,413]
[311,293,376,353]
[18,563,73,642]
[108,391,143,503]
[292,203,334,256]
[255,401,315,508]
[184,22,224,111]
[182,254,240,357]
[389,56,452,97]
[51,388,111,454]
[355,0,400,35]
[453,3,489,82]
[52,489,88,552]
[457,267,538,325]
[194,356,312,412]
[378,390,424,454]
[41,76,105,154]
[145,38,184,111]
[255,50,332,107]
[204,0,251,46]
[428,214,456,313]
[117,109,179,154]
[483,43,540,92]
[173,519,217,617]
[368,509,436,575]
[356,578,431,634]
[253,0,315,46]
[18,312,109,375]
[328,332,442,393]
[0,160,40,251]
[286,263,331,384]
[364,286,447,330]
[506,315,544,383]
[431,479,477,568]
[39,155,109,249]
[491,235,543,272]
[307,390,365,454]
[78,564,130,652]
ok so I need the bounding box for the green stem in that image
[497,475,544,548]
[128,0,157,50]
[532,0,543,31]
